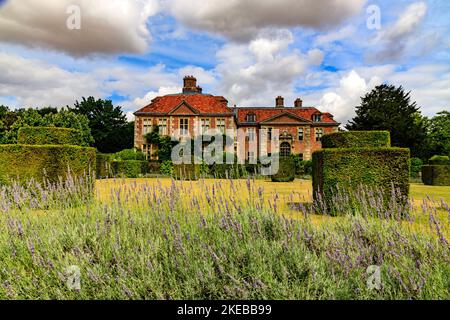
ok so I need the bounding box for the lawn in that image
[0,177,448,299]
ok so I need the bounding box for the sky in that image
[0,0,449,125]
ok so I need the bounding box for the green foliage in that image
[271,157,296,182]
[199,161,210,176]
[422,165,450,186]
[0,108,93,146]
[346,84,428,158]
[209,164,245,179]
[114,148,146,161]
[410,157,423,178]
[96,153,113,179]
[292,155,312,176]
[70,97,133,153]
[112,160,148,178]
[0,144,96,185]
[321,131,390,149]
[17,127,84,146]
[429,155,450,165]
[427,111,450,157]
[173,163,200,180]
[160,160,174,176]
[313,146,410,214]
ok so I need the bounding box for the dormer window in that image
[313,114,322,122]
[246,113,256,122]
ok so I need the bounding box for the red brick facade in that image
[134,76,340,160]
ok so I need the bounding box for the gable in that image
[261,112,311,124]
[169,101,199,115]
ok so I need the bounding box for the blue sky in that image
[0,0,449,124]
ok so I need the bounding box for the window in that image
[298,128,304,141]
[201,118,210,133]
[143,119,152,134]
[248,151,255,162]
[298,153,304,161]
[315,128,324,142]
[180,118,189,136]
[246,113,256,122]
[313,114,322,122]
[216,118,226,133]
[280,142,291,157]
[158,118,168,135]
[247,128,255,141]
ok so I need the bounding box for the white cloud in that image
[314,25,356,46]
[0,52,102,107]
[134,86,181,107]
[169,0,366,41]
[214,30,323,107]
[369,2,428,62]
[0,0,159,56]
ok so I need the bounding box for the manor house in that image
[134,76,339,161]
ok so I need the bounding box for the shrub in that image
[111,160,148,178]
[293,156,312,176]
[313,135,410,215]
[114,148,146,161]
[160,161,173,176]
[410,157,423,178]
[271,157,296,182]
[321,131,391,149]
[0,144,96,185]
[428,155,450,165]
[209,163,244,179]
[17,127,85,146]
[148,161,161,174]
[173,163,200,180]
[96,153,113,179]
[422,165,450,186]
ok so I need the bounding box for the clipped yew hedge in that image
[0,144,96,185]
[96,153,113,179]
[271,157,296,182]
[313,131,410,214]
[111,160,148,178]
[18,127,85,146]
[422,156,450,186]
[321,131,390,149]
[209,163,244,179]
[173,163,200,181]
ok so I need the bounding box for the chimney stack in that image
[276,96,284,108]
[183,76,202,94]
[294,98,303,108]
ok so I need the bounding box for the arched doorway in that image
[280,142,291,157]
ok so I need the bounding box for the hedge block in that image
[314,131,410,214]
[321,131,390,149]
[428,155,450,165]
[209,163,244,179]
[422,165,450,186]
[173,163,200,180]
[18,127,84,146]
[112,160,148,178]
[271,157,296,182]
[96,153,113,179]
[0,144,96,185]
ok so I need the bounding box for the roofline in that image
[134,112,235,117]
[236,121,341,126]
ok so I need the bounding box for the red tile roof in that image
[236,107,338,124]
[134,94,233,115]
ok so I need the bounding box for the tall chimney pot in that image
[276,96,284,108]
[294,98,303,108]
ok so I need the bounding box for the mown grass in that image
[0,177,448,300]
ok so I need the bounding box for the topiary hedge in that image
[0,144,96,185]
[96,153,113,179]
[321,131,390,149]
[313,131,410,214]
[173,163,200,181]
[111,160,148,178]
[271,157,296,182]
[428,155,450,165]
[210,163,245,179]
[422,156,450,186]
[18,127,85,146]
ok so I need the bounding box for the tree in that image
[428,111,450,157]
[346,84,428,158]
[70,97,134,153]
